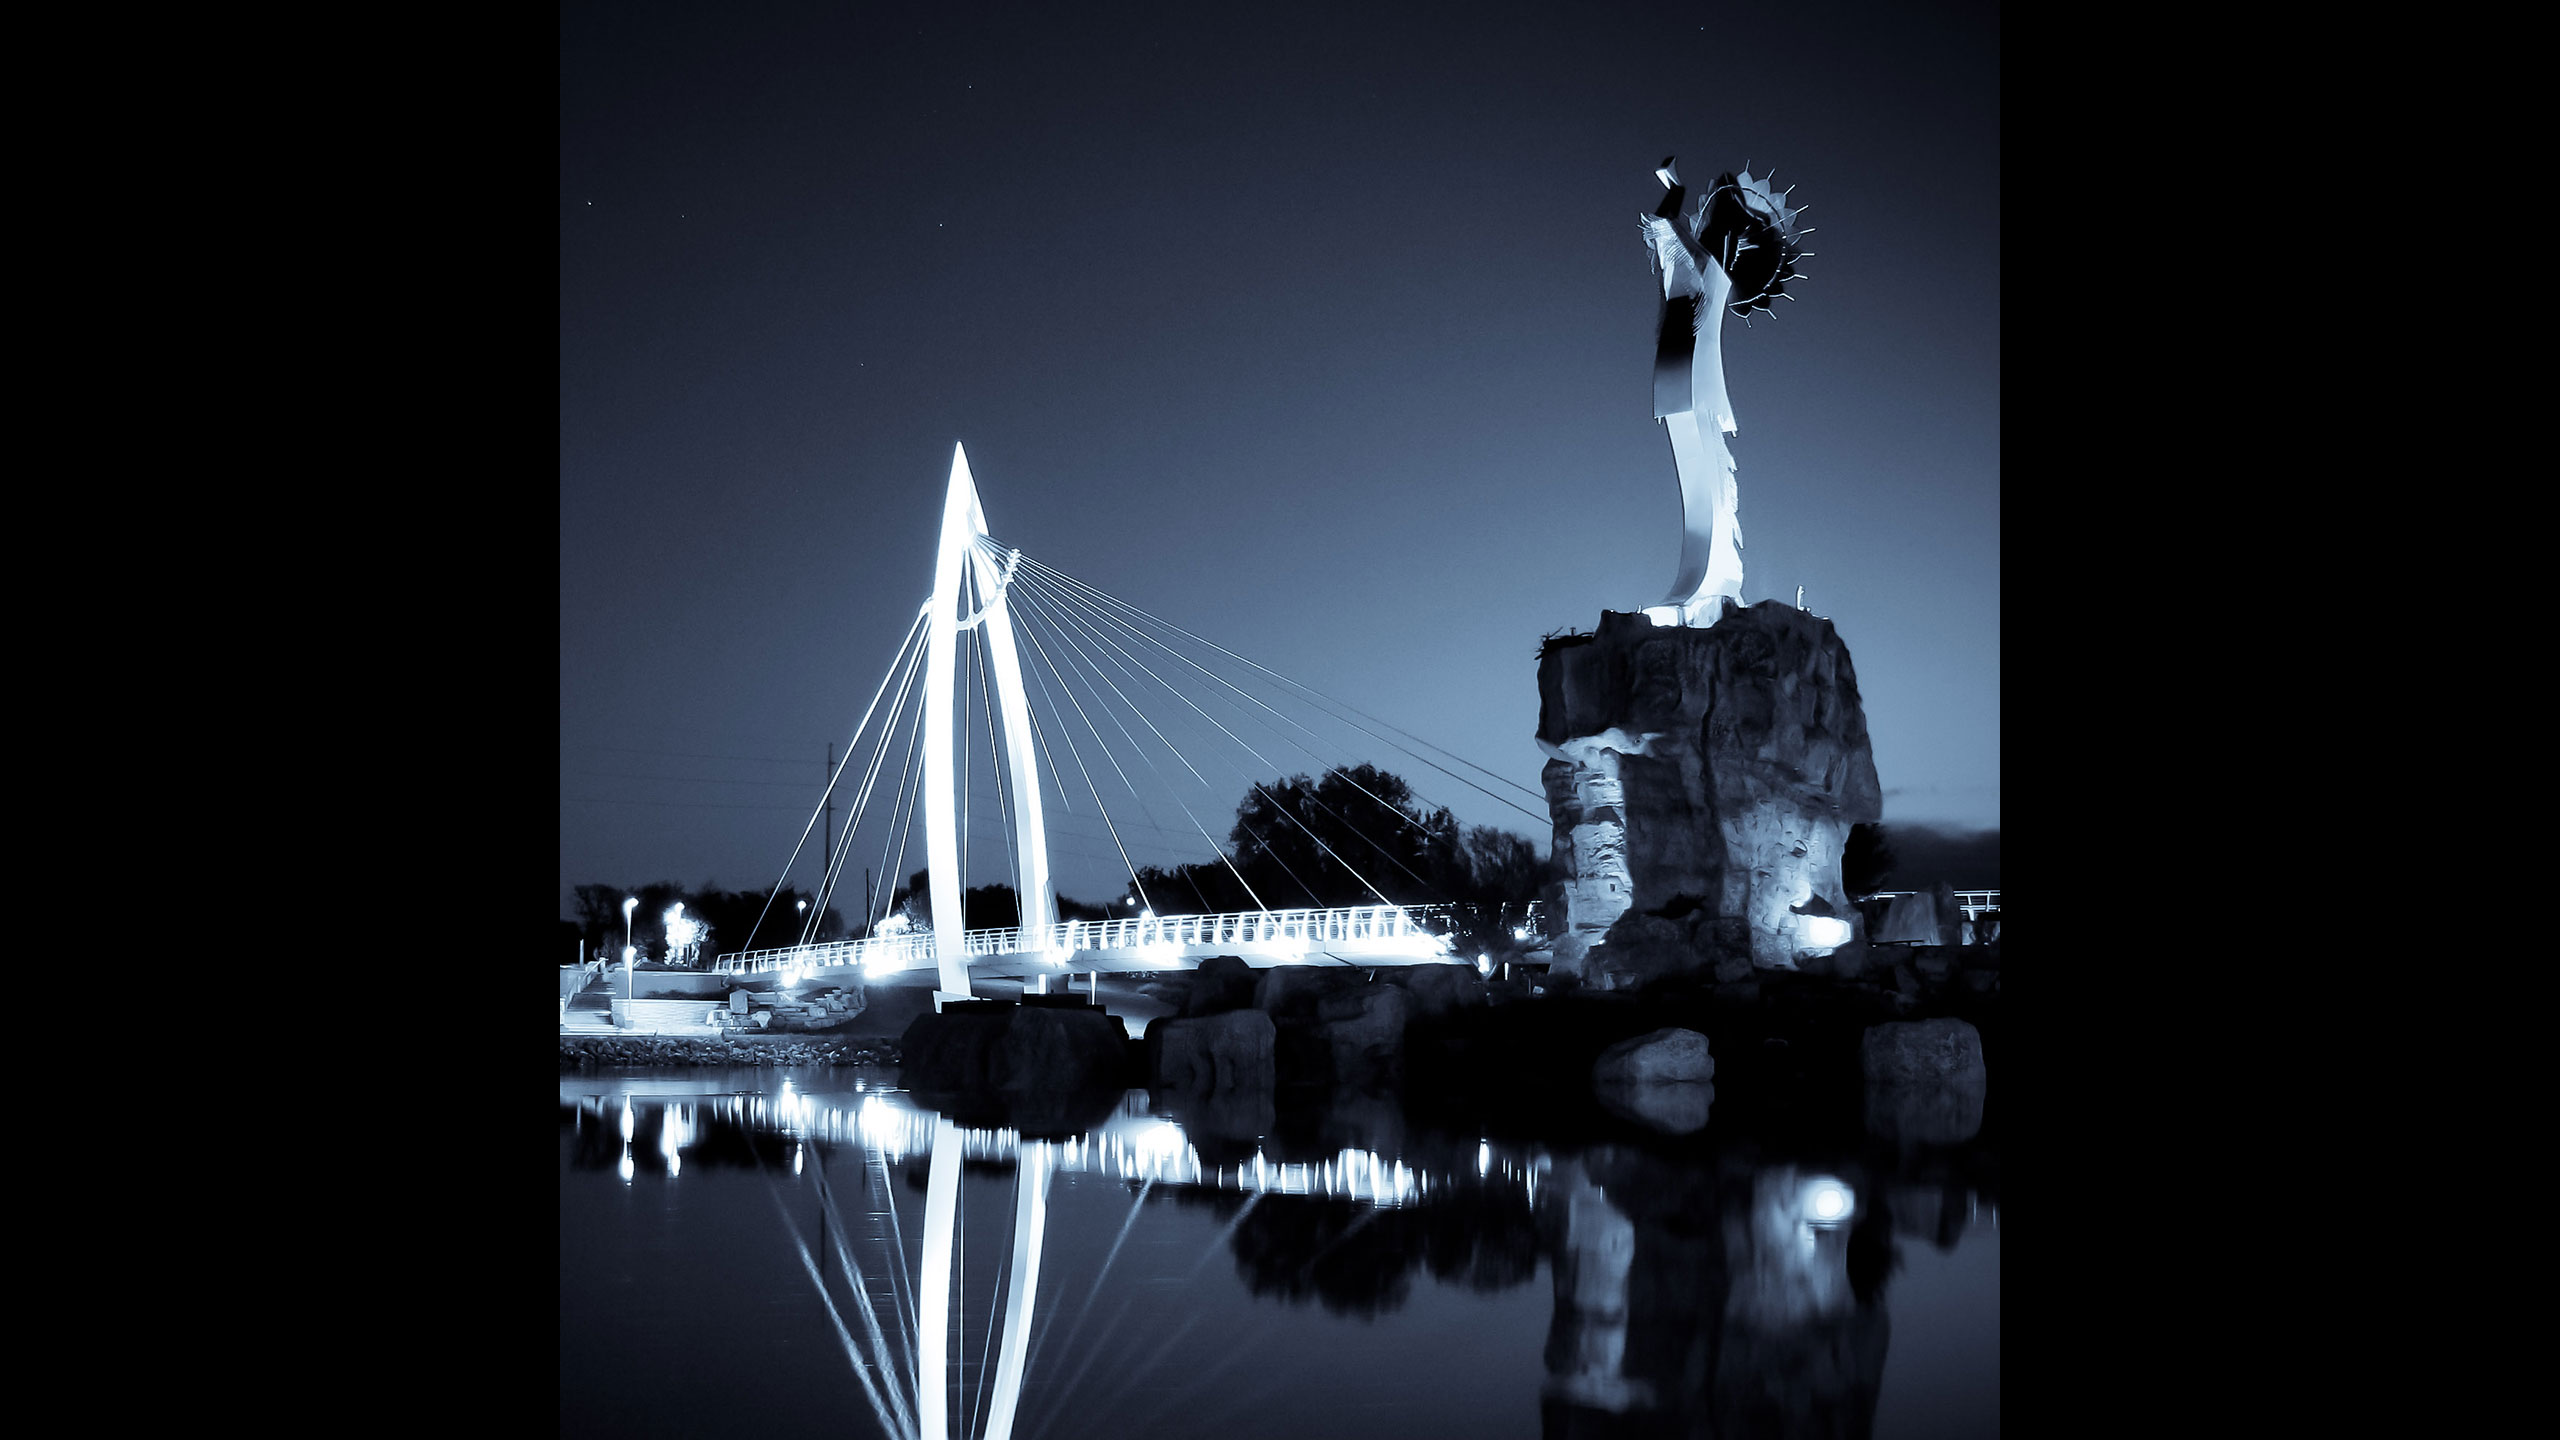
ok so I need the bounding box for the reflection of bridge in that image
[716,902,1526,978]
[566,1082,1463,1206]
[564,1081,1507,1440]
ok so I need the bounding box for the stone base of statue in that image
[1537,601,1883,987]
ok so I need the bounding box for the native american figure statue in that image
[1638,158,1809,627]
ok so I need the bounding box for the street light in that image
[622,896,639,963]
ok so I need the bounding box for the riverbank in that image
[561,1034,902,1069]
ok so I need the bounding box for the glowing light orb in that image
[1803,1176,1854,1227]
[1802,916,1852,948]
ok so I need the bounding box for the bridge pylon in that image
[920,443,1053,999]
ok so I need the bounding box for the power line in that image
[568,769,842,788]
[564,795,816,812]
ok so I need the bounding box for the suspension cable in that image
[1005,561,1417,908]
[1007,549,1549,812]
[1003,585,1155,911]
[1001,566,1271,911]
[745,605,929,954]
[1005,559,1453,902]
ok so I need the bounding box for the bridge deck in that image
[715,903,1523,978]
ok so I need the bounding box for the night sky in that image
[560,0,1998,924]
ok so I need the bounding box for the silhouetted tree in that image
[1228,764,1451,907]
[685,887,842,961]
[1843,823,1895,896]
[889,870,1109,929]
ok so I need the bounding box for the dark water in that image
[560,1072,1996,1439]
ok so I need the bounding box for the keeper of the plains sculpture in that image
[1533,158,1879,986]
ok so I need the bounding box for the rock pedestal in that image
[1537,601,1883,986]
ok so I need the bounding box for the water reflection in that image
[561,1078,1995,1439]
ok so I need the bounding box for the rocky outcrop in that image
[1253,963,1362,1018]
[1538,603,1882,986]
[1860,1017,1986,1145]
[1184,955,1260,1016]
[1390,962,1488,1018]
[1148,1008,1276,1094]
[897,1004,1135,1096]
[1315,983,1411,1090]
[1593,1027,1715,1086]
[560,1035,897,1068]
[1872,883,1970,947]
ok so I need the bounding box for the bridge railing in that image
[712,902,1522,976]
[1857,889,2002,920]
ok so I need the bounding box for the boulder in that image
[1252,963,1362,1019]
[1313,982,1410,1089]
[995,1006,1133,1092]
[1148,1009,1277,1094]
[1591,1029,1716,1136]
[1860,1018,1986,1145]
[1872,892,1944,945]
[1392,962,1487,1018]
[898,1005,1134,1095]
[1861,1017,1984,1085]
[1185,955,1260,1017]
[1798,938,1873,978]
[1596,1078,1714,1135]
[1593,1027,1716,1086]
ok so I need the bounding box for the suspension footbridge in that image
[724,443,1551,997]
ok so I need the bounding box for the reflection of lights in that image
[1478,1142,1491,1176]
[661,1103,694,1177]
[620,1100,635,1141]
[858,1096,912,1152]
[618,1149,635,1183]
[1130,1119,1187,1164]
[793,1144,803,1176]
[1803,1176,1855,1228]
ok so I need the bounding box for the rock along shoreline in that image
[561,1035,902,1069]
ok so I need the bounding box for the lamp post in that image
[622,896,638,964]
